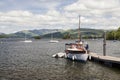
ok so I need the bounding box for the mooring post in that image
[103,31,106,56]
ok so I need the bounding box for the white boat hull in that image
[23,40,32,43]
[52,52,66,58]
[49,40,59,43]
[66,53,88,62]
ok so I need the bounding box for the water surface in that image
[0,39,120,80]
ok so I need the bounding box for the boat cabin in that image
[65,42,87,54]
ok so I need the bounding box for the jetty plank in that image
[89,52,120,63]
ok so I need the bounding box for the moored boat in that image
[23,33,32,43]
[65,15,88,62]
[49,32,59,43]
[49,40,59,43]
[65,42,88,61]
[24,40,32,43]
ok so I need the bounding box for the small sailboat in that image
[24,40,32,43]
[49,40,59,43]
[23,33,32,43]
[65,15,88,62]
[49,32,59,43]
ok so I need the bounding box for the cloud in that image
[64,0,120,15]
[0,10,69,33]
[0,0,120,33]
[63,0,120,29]
[84,0,119,9]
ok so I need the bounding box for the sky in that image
[0,0,120,34]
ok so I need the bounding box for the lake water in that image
[0,39,120,80]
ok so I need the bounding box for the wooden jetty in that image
[89,52,120,68]
[87,31,120,68]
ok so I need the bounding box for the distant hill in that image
[42,32,63,38]
[42,28,104,39]
[8,29,63,38]
[0,28,104,39]
[0,32,4,35]
[0,32,8,38]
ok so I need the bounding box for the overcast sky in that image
[0,0,120,34]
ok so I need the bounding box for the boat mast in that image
[25,32,26,41]
[78,15,81,42]
[51,32,53,40]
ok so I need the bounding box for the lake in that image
[0,39,120,80]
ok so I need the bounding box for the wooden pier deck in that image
[89,52,120,68]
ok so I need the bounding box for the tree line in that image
[106,27,120,40]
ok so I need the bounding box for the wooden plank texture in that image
[89,52,120,62]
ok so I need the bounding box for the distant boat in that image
[65,16,88,62]
[24,40,32,43]
[23,32,32,43]
[49,40,59,43]
[113,40,117,42]
[49,32,59,43]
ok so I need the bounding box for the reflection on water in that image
[0,39,120,80]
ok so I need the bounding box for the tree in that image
[63,33,71,39]
[106,31,116,40]
[33,36,41,39]
[106,27,120,40]
[116,29,120,40]
[0,34,8,38]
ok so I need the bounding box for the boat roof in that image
[65,43,76,45]
[65,43,83,45]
